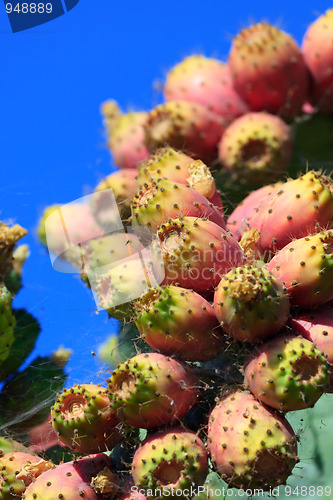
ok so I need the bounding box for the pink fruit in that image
[245,170,333,258]
[207,389,298,490]
[101,100,149,169]
[135,285,224,361]
[302,9,333,114]
[229,22,309,120]
[107,352,198,429]
[218,112,293,183]
[131,178,226,231]
[164,55,247,121]
[23,454,119,499]
[290,309,333,390]
[267,230,333,308]
[153,216,246,294]
[226,182,282,239]
[145,101,226,163]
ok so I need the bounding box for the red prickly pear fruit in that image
[131,178,226,231]
[91,169,138,224]
[290,309,333,391]
[266,230,333,308]
[228,22,309,120]
[51,383,123,454]
[246,171,333,257]
[131,427,208,497]
[107,352,198,429]
[137,147,223,211]
[23,453,119,500]
[164,55,247,121]
[218,112,293,184]
[244,335,331,411]
[153,216,246,294]
[0,452,52,499]
[101,100,149,169]
[226,182,283,240]
[207,389,298,490]
[214,264,290,343]
[134,285,224,361]
[302,10,333,114]
[145,101,226,163]
[37,203,104,269]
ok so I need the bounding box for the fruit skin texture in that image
[51,383,123,454]
[164,55,247,121]
[214,264,290,343]
[131,178,226,231]
[0,452,49,499]
[23,453,119,500]
[245,171,333,257]
[145,101,226,163]
[0,284,16,364]
[244,335,330,412]
[218,112,293,183]
[226,182,282,240]
[302,9,333,114]
[153,216,246,294]
[290,309,333,390]
[228,22,308,120]
[101,100,149,169]
[207,390,298,490]
[136,147,223,211]
[107,352,198,429]
[131,427,208,498]
[135,285,224,361]
[267,230,333,308]
[91,169,138,224]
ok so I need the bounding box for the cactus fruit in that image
[228,22,308,120]
[134,285,224,361]
[131,178,226,231]
[23,453,119,500]
[164,55,247,121]
[302,9,333,114]
[37,203,104,269]
[218,112,293,183]
[290,309,333,390]
[226,182,282,240]
[245,171,333,257]
[0,284,16,364]
[51,383,123,454]
[131,427,208,498]
[266,230,333,308]
[101,100,150,169]
[207,389,298,490]
[244,335,331,411]
[0,452,52,499]
[153,216,246,294]
[214,264,290,343]
[91,169,138,224]
[107,352,198,428]
[145,101,226,163]
[136,147,223,211]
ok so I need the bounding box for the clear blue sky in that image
[1,0,332,385]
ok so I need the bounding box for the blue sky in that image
[1,0,333,385]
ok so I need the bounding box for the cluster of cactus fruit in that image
[4,8,333,500]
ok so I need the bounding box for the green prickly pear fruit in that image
[244,335,331,411]
[131,427,208,498]
[214,264,290,342]
[0,284,16,365]
[51,383,124,454]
